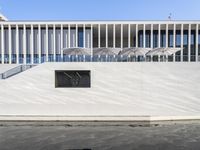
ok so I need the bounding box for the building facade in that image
[0,21,200,64]
[0,20,200,121]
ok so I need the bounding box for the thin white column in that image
[188,24,191,62]
[8,25,12,64]
[16,25,19,64]
[173,24,176,61]
[173,24,176,47]
[61,24,63,59]
[151,24,153,48]
[136,24,138,48]
[196,24,199,62]
[113,24,115,48]
[128,24,130,48]
[166,24,168,48]
[121,24,123,49]
[143,24,145,48]
[31,25,34,64]
[68,24,70,48]
[181,24,184,62]
[158,24,161,48]
[1,25,4,64]
[45,24,48,62]
[53,24,56,61]
[105,24,108,48]
[98,24,100,48]
[76,24,78,47]
[38,24,41,63]
[83,24,85,48]
[91,24,93,56]
[23,24,26,64]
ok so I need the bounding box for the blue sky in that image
[0,0,200,20]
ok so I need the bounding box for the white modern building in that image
[0,18,200,121]
[0,20,200,64]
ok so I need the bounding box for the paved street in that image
[0,121,200,150]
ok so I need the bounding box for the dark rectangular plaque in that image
[55,70,91,88]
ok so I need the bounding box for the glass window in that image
[41,28,46,55]
[138,30,143,47]
[168,30,173,47]
[176,30,181,47]
[145,30,150,48]
[115,25,121,48]
[183,30,188,61]
[55,28,61,54]
[26,28,31,55]
[153,30,158,48]
[48,28,53,54]
[191,30,196,61]
[78,28,83,47]
[161,30,166,47]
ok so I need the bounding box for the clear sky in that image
[0,0,200,20]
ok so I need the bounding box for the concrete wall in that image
[0,62,200,119]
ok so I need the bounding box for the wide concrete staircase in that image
[0,65,37,79]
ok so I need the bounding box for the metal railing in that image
[0,65,37,79]
[1,54,200,64]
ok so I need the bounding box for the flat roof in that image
[1,20,200,24]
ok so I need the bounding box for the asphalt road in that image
[0,121,200,150]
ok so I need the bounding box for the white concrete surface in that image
[0,116,200,121]
[0,62,200,120]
